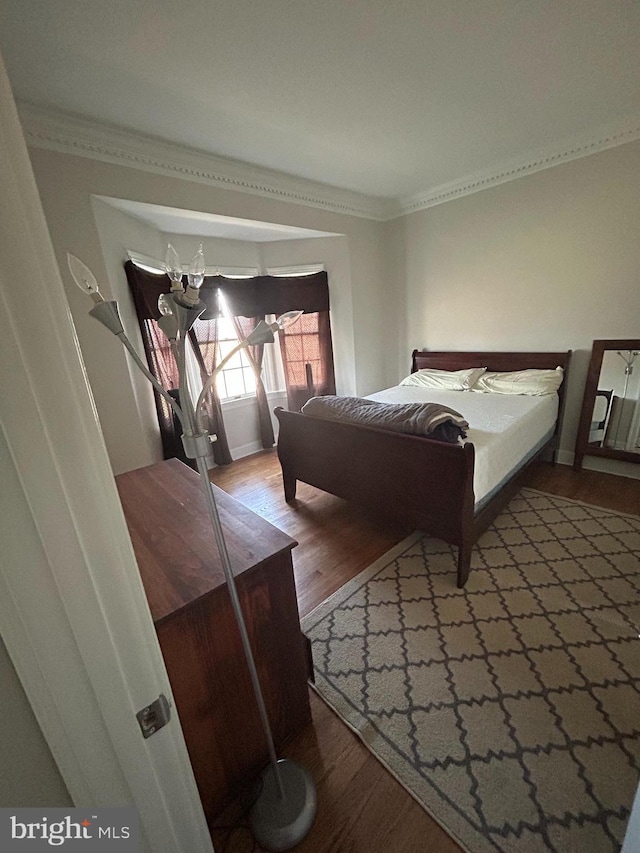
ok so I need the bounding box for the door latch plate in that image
[136,694,171,738]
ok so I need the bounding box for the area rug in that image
[302,489,640,852]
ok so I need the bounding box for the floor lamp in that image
[68,247,317,852]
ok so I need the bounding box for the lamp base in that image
[249,759,317,852]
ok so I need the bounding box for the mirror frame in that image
[574,339,640,470]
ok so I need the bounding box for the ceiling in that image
[1,0,640,201]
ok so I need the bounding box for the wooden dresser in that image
[115,458,311,819]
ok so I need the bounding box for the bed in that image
[274,350,572,587]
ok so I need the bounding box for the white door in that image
[0,52,214,853]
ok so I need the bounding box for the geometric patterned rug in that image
[301,489,640,852]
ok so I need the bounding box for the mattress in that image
[366,386,558,508]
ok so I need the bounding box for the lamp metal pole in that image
[68,250,316,852]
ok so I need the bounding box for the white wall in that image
[391,140,640,473]
[164,234,262,272]
[92,198,165,469]
[27,147,387,475]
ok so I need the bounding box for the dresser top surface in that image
[116,458,297,622]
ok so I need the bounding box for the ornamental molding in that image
[399,118,640,216]
[18,102,391,222]
[18,102,640,222]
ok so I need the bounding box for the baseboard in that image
[556,447,640,480]
[232,440,266,460]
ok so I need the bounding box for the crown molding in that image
[17,102,640,223]
[398,116,640,216]
[18,102,392,222]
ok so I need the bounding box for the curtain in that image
[186,321,233,465]
[125,261,334,458]
[143,318,184,462]
[278,310,336,411]
[231,315,275,447]
[124,261,231,466]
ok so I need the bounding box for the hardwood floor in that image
[208,451,639,852]
[209,449,411,620]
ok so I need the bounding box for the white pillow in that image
[400,367,487,391]
[472,367,564,395]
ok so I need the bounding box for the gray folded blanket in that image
[301,396,469,443]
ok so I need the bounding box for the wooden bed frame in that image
[274,350,572,588]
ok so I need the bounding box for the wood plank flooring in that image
[208,451,639,853]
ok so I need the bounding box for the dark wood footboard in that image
[275,408,476,586]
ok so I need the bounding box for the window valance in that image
[124,261,329,321]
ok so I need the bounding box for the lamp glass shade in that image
[67,252,101,297]
[164,244,183,287]
[277,310,303,329]
[158,293,174,317]
[187,244,206,291]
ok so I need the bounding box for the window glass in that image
[281,313,325,387]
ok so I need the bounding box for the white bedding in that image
[366,386,558,508]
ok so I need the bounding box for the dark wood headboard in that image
[411,350,571,374]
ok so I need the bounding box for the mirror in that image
[574,339,640,470]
